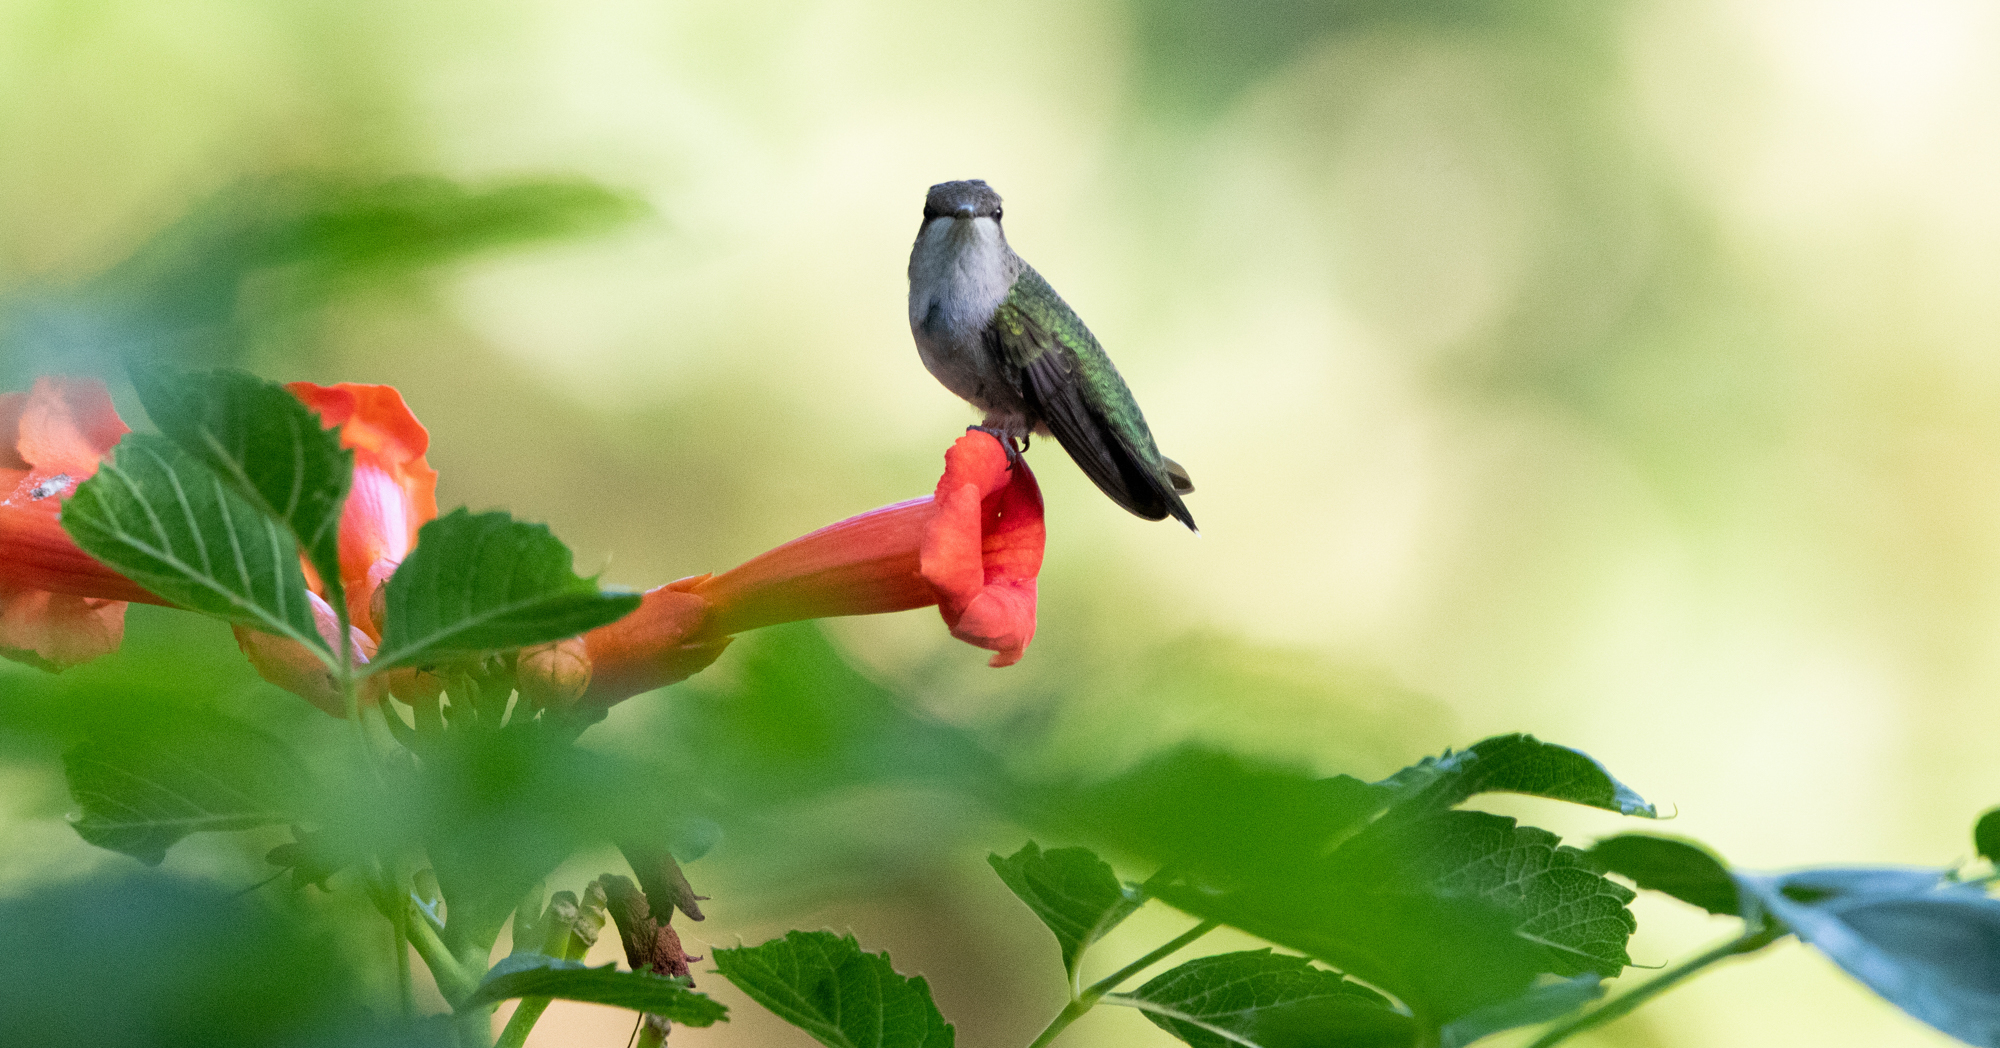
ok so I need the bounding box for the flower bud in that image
[518,637,592,710]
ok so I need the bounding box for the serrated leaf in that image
[1151,883,1544,1028]
[1116,950,1413,1048]
[1976,809,2000,864]
[1042,748,1389,882]
[1032,736,1651,1027]
[61,434,325,652]
[1588,834,1740,916]
[712,931,953,1048]
[64,712,311,864]
[373,509,641,670]
[1344,810,1637,977]
[1739,869,2000,1046]
[1149,809,1636,1025]
[1383,735,1656,818]
[988,842,1143,979]
[1437,975,1603,1048]
[463,954,726,1025]
[130,367,352,614]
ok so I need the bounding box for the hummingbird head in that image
[923,180,1004,224]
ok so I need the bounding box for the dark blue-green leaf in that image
[130,367,352,613]
[64,711,312,864]
[373,509,640,670]
[1588,834,1740,916]
[1114,950,1411,1048]
[61,434,325,653]
[988,842,1143,980]
[463,954,725,1025]
[1739,869,2000,1046]
[712,931,953,1048]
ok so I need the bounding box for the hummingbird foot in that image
[966,425,1027,468]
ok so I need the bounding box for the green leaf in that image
[1040,748,1389,882]
[265,823,364,891]
[1340,810,1637,977]
[61,434,325,653]
[988,842,1144,980]
[1738,869,2000,1046]
[1587,834,1740,916]
[1114,950,1413,1048]
[1144,809,1635,1025]
[64,712,312,864]
[712,930,953,1048]
[130,367,352,613]
[1381,734,1656,818]
[373,509,641,670]
[1035,736,1649,1026]
[1976,808,2000,864]
[463,954,726,1025]
[4,175,647,385]
[1437,975,1603,1048]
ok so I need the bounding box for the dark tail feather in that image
[1021,354,1197,531]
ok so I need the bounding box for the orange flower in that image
[581,430,1044,706]
[920,430,1043,667]
[1,374,1046,711]
[284,382,439,641]
[231,383,437,713]
[0,378,157,669]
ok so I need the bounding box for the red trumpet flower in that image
[0,376,1046,709]
[582,430,1044,705]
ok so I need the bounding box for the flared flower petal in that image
[286,382,439,639]
[920,432,1043,667]
[580,430,1045,705]
[0,378,155,669]
[0,580,125,671]
[232,591,384,716]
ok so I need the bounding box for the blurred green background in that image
[5,0,2000,1045]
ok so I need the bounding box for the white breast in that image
[908,216,1013,335]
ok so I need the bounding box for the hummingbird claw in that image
[966,425,1026,469]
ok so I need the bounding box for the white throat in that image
[908,216,1016,334]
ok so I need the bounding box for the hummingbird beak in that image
[953,203,976,220]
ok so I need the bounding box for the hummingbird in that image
[907,179,1196,531]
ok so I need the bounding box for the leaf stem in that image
[1082,920,1218,1001]
[1027,920,1219,1048]
[1524,923,1786,1048]
[1026,998,1093,1048]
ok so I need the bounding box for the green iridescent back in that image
[992,265,1167,468]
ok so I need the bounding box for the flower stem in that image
[453,1004,495,1048]
[494,999,550,1048]
[394,915,414,1018]
[494,896,580,1048]
[1524,923,1786,1048]
[401,894,477,1003]
[1025,920,1218,1048]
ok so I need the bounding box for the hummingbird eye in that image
[993,207,1003,221]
